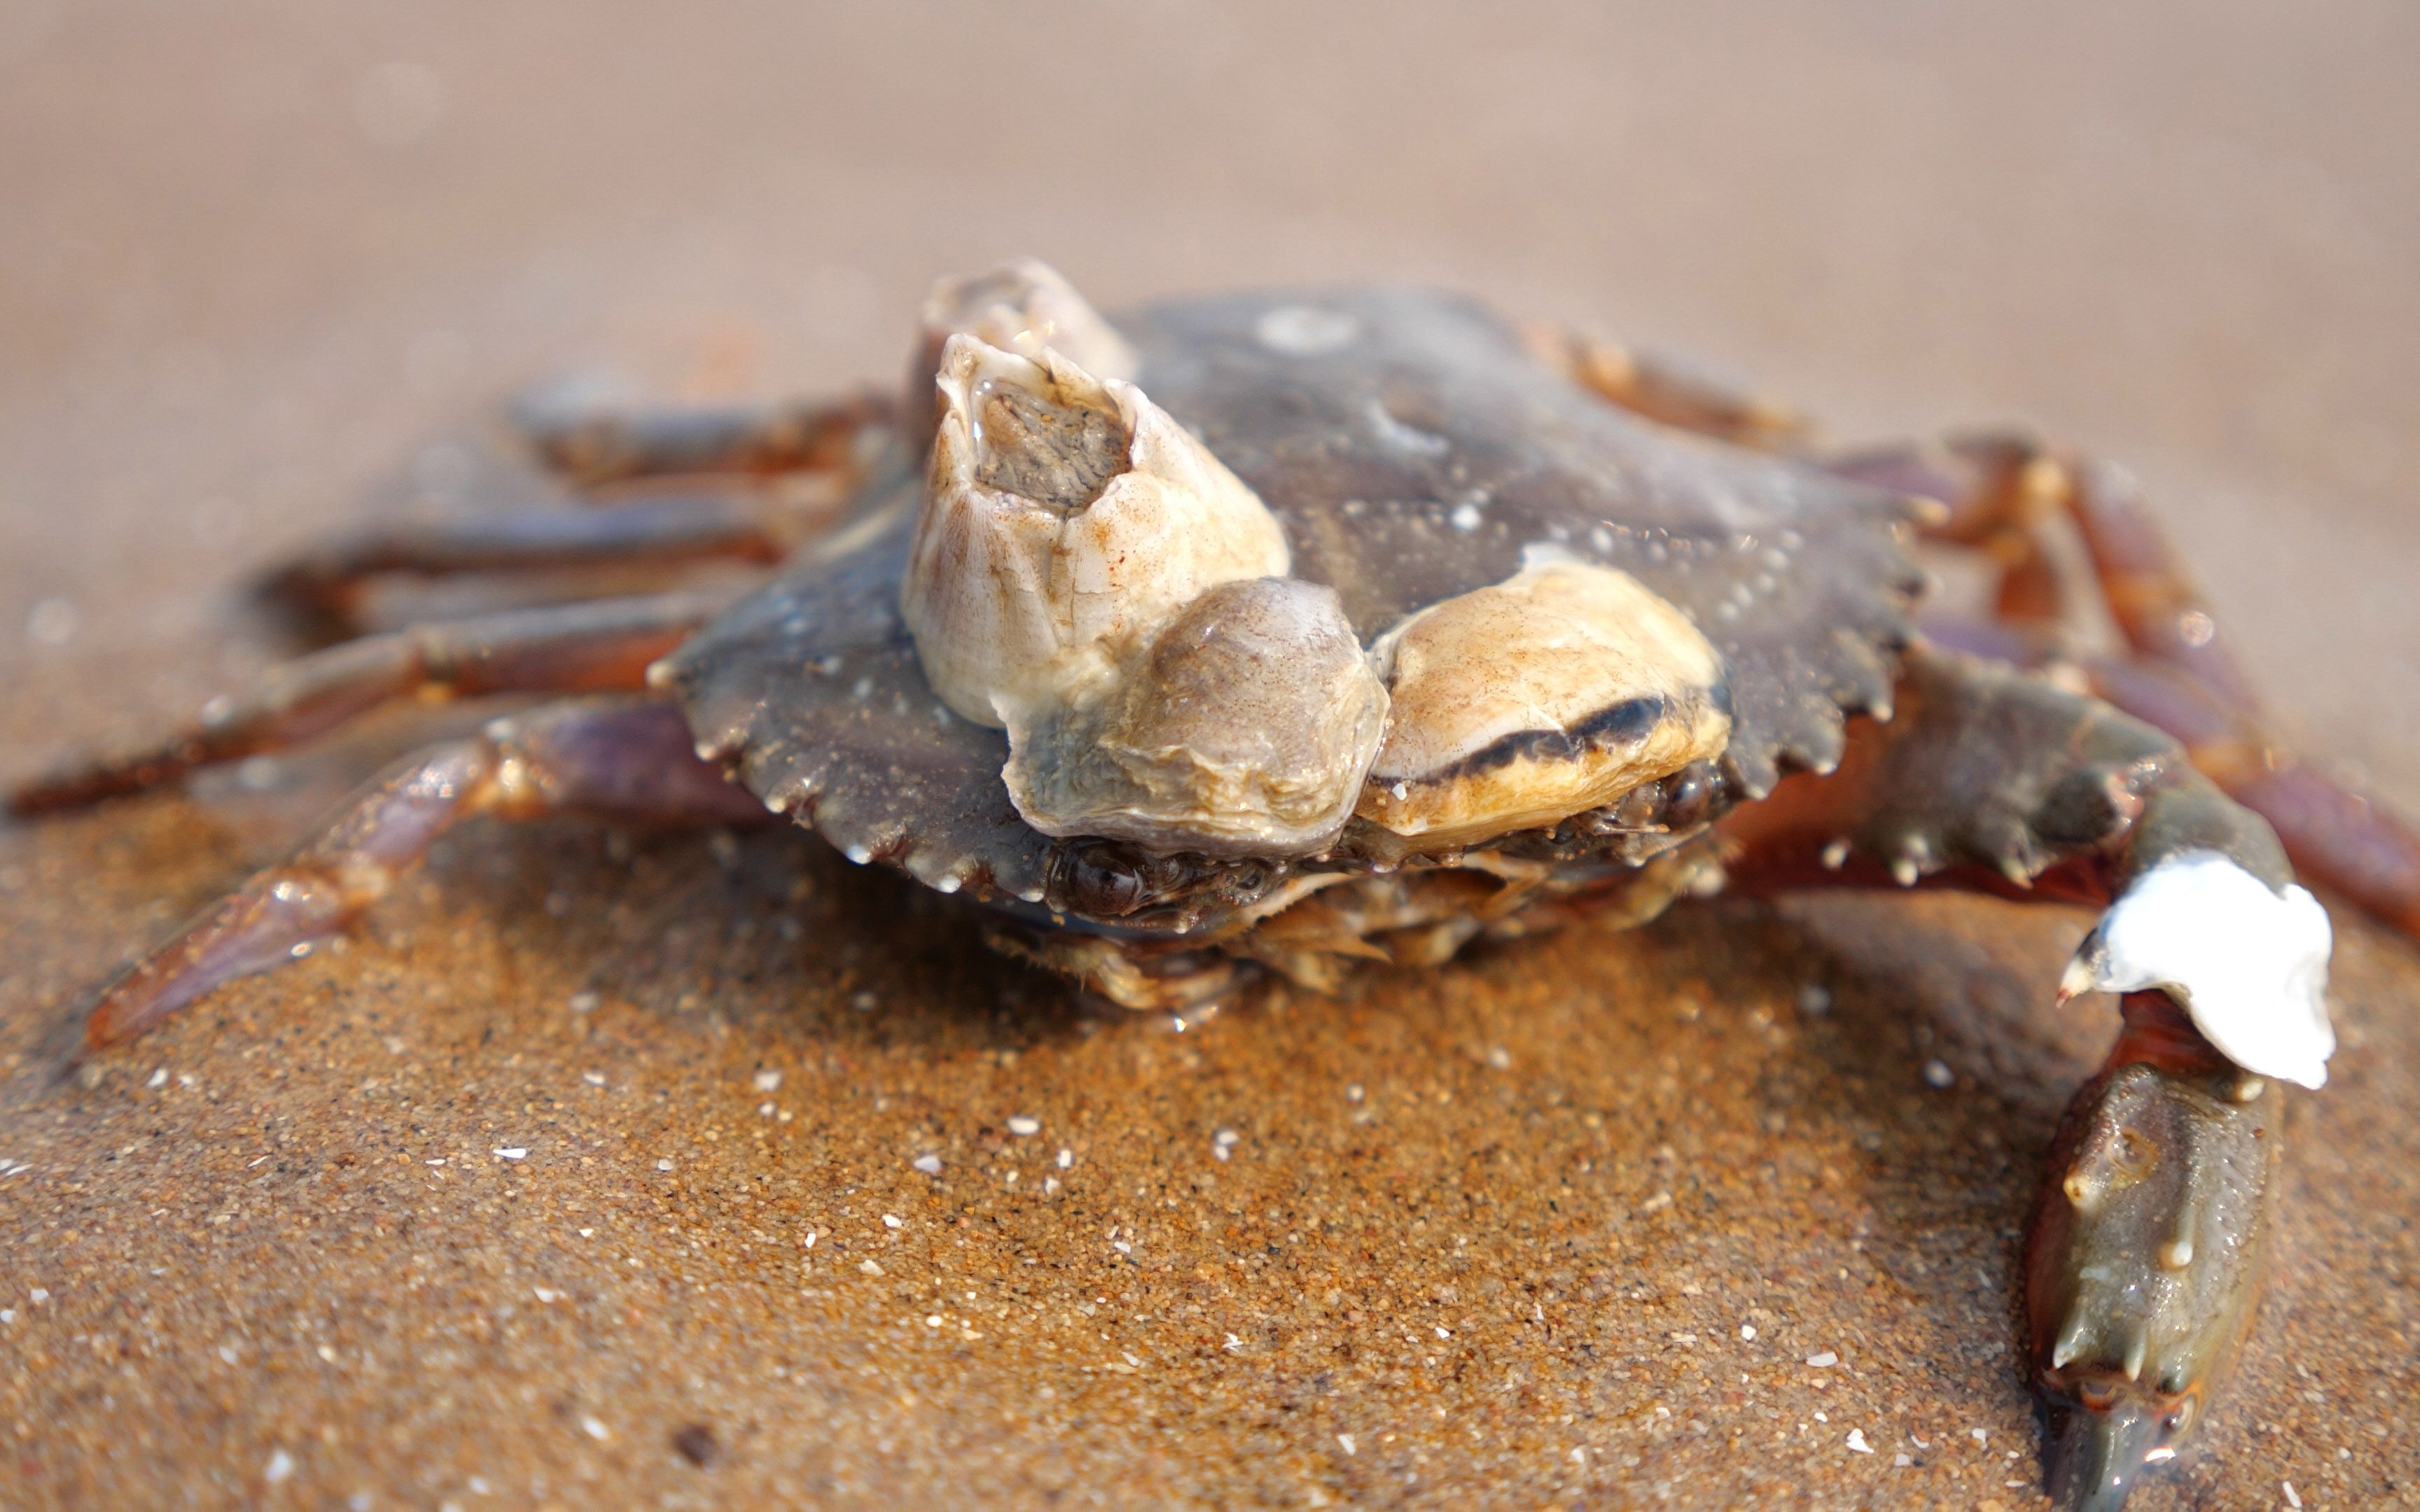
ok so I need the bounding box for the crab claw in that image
[2045,1400,2165,1512]
[2027,994,2281,1511]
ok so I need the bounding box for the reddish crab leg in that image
[512,387,891,489]
[254,493,786,631]
[1524,325,1813,451]
[8,589,731,816]
[69,696,767,1058]
[1719,643,2307,1511]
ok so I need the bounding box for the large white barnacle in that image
[1356,554,1732,847]
[901,333,1289,726]
[900,333,1377,855]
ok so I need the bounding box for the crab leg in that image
[8,589,731,815]
[1834,434,2420,938]
[1719,643,2323,1510]
[253,493,787,631]
[512,386,890,488]
[67,696,767,1057]
[1524,324,1811,450]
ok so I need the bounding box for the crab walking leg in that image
[73,697,768,1056]
[1523,325,1812,450]
[254,493,786,628]
[1717,643,2326,1508]
[1830,434,2260,699]
[512,386,891,489]
[8,589,732,815]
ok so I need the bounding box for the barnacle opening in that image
[905,259,1140,446]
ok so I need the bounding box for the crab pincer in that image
[2029,991,2283,1511]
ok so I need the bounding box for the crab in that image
[13,260,2420,1509]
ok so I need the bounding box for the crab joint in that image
[2064,850,2335,1088]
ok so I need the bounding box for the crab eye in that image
[1661,761,1718,829]
[1050,842,1150,917]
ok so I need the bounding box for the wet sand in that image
[4,4,2418,1507]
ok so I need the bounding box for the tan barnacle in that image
[1008,577,1389,857]
[904,260,1139,444]
[900,333,1289,727]
[1356,554,1732,848]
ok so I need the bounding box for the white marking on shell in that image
[1253,304,1360,356]
[2065,851,2335,1088]
[1365,398,1449,458]
[1448,501,1483,532]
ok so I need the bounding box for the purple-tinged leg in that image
[74,697,766,1056]
[1525,324,1811,451]
[9,589,730,815]
[254,493,784,631]
[1837,433,2420,943]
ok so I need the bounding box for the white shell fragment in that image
[917,258,1139,384]
[2062,850,2335,1088]
[900,334,1290,729]
[1356,555,1732,846]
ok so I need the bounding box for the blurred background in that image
[4,0,2416,808]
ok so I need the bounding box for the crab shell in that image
[657,281,1926,941]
